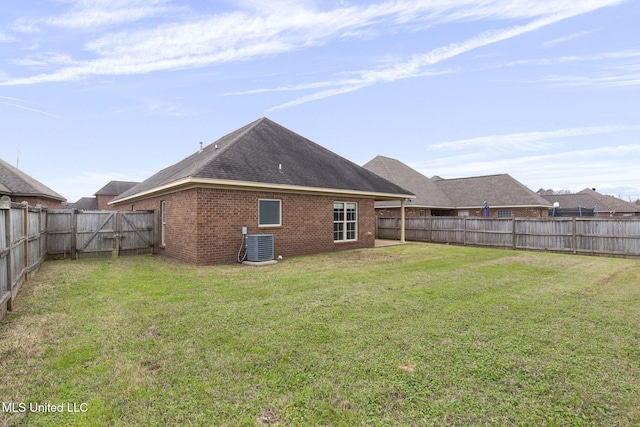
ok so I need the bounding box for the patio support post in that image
[400,199,406,243]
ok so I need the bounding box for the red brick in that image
[115,188,376,265]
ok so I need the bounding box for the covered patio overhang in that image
[375,195,416,243]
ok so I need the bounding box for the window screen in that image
[259,199,281,226]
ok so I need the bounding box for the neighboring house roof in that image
[362,156,452,208]
[362,156,550,209]
[435,174,551,208]
[71,197,99,210]
[543,189,640,214]
[95,181,139,196]
[0,158,66,202]
[113,118,413,204]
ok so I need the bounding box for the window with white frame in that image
[334,202,357,242]
[259,199,281,227]
[497,209,512,218]
[160,200,166,246]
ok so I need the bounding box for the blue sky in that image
[1,0,639,203]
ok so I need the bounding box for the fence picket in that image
[1,207,156,319]
[376,216,640,258]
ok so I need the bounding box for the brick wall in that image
[6,196,63,209]
[96,194,114,210]
[114,187,376,265]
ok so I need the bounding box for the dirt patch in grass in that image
[257,406,280,425]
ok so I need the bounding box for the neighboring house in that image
[68,181,140,210]
[363,156,550,218]
[111,118,413,265]
[95,181,139,210]
[71,197,99,210]
[0,158,66,208]
[543,188,640,217]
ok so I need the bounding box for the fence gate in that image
[48,210,156,260]
[77,211,117,256]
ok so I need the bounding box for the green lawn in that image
[1,244,639,426]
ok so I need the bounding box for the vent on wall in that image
[246,234,274,262]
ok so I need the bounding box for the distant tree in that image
[537,188,572,195]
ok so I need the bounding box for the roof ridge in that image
[439,173,509,181]
[195,117,263,162]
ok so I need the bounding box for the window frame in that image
[497,209,512,218]
[258,198,282,227]
[333,201,358,242]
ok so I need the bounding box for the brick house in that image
[95,181,139,210]
[111,118,413,265]
[0,158,66,208]
[363,156,550,218]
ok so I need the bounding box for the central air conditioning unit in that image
[246,234,274,262]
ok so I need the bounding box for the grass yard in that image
[1,243,639,426]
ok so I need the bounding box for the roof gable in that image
[362,156,453,207]
[0,158,65,201]
[435,174,551,207]
[363,157,550,209]
[95,181,140,196]
[114,118,413,202]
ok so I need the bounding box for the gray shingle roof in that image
[436,174,551,208]
[114,118,413,203]
[71,197,99,210]
[362,156,452,208]
[543,189,640,213]
[0,158,65,201]
[362,156,550,209]
[95,181,140,196]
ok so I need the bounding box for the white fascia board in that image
[110,176,415,205]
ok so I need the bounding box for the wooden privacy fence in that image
[47,210,156,260]
[1,199,48,318]
[376,216,640,258]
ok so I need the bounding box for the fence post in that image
[71,210,78,260]
[512,217,516,250]
[113,212,121,259]
[23,203,28,283]
[153,209,159,254]
[429,217,433,243]
[400,200,406,243]
[572,217,577,254]
[1,197,12,312]
[463,217,467,245]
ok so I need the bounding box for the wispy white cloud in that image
[1,0,627,88]
[508,49,640,66]
[11,53,78,68]
[542,30,596,48]
[0,95,61,118]
[412,144,640,195]
[0,31,14,42]
[35,0,171,30]
[428,125,636,151]
[540,72,640,88]
[265,6,617,110]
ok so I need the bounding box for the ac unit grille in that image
[246,234,274,262]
